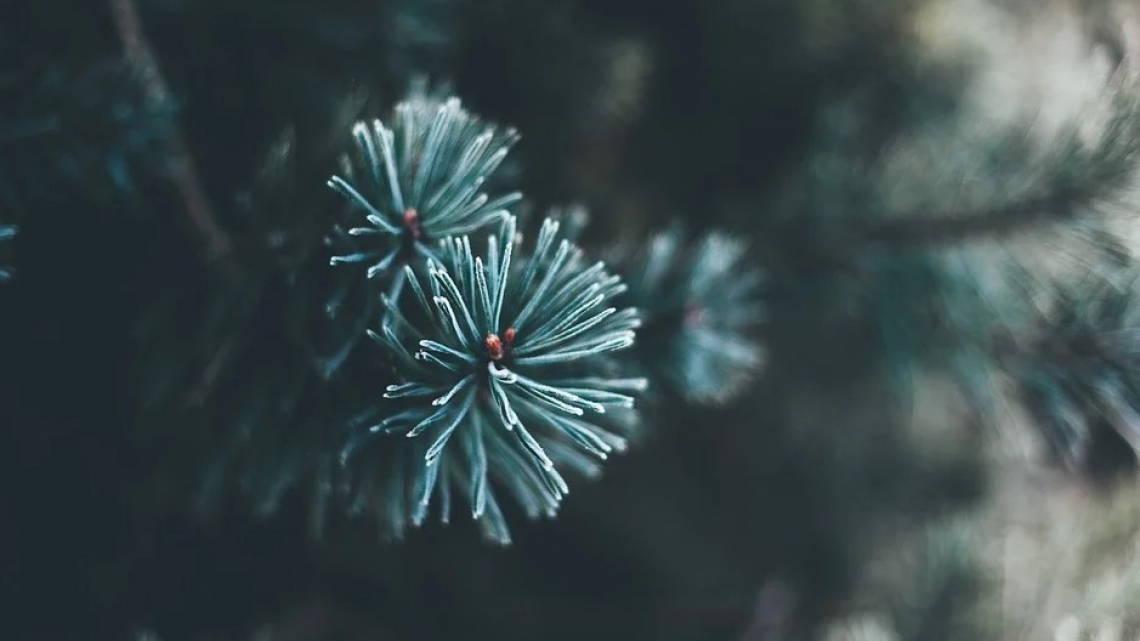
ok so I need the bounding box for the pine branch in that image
[851,85,1140,252]
[857,189,1100,249]
[610,225,766,405]
[109,0,233,262]
[1006,269,1140,472]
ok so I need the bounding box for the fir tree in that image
[13,0,1140,640]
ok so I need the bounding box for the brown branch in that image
[109,0,234,262]
[855,189,1093,250]
[843,84,1140,254]
[765,183,1125,281]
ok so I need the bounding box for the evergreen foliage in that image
[342,216,644,543]
[328,91,521,287]
[611,227,765,404]
[0,224,15,282]
[1010,271,1140,470]
[15,1,1140,639]
[0,60,174,211]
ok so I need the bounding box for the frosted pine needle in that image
[342,215,645,543]
[327,93,521,289]
[613,227,765,404]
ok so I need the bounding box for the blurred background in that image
[5,0,1140,639]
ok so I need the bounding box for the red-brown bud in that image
[485,333,504,361]
[403,208,422,240]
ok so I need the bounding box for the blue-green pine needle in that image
[615,227,765,404]
[344,215,645,543]
[328,93,522,286]
[1014,272,1140,468]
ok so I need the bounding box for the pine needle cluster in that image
[610,227,766,404]
[1011,271,1140,470]
[343,217,644,542]
[154,87,767,543]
